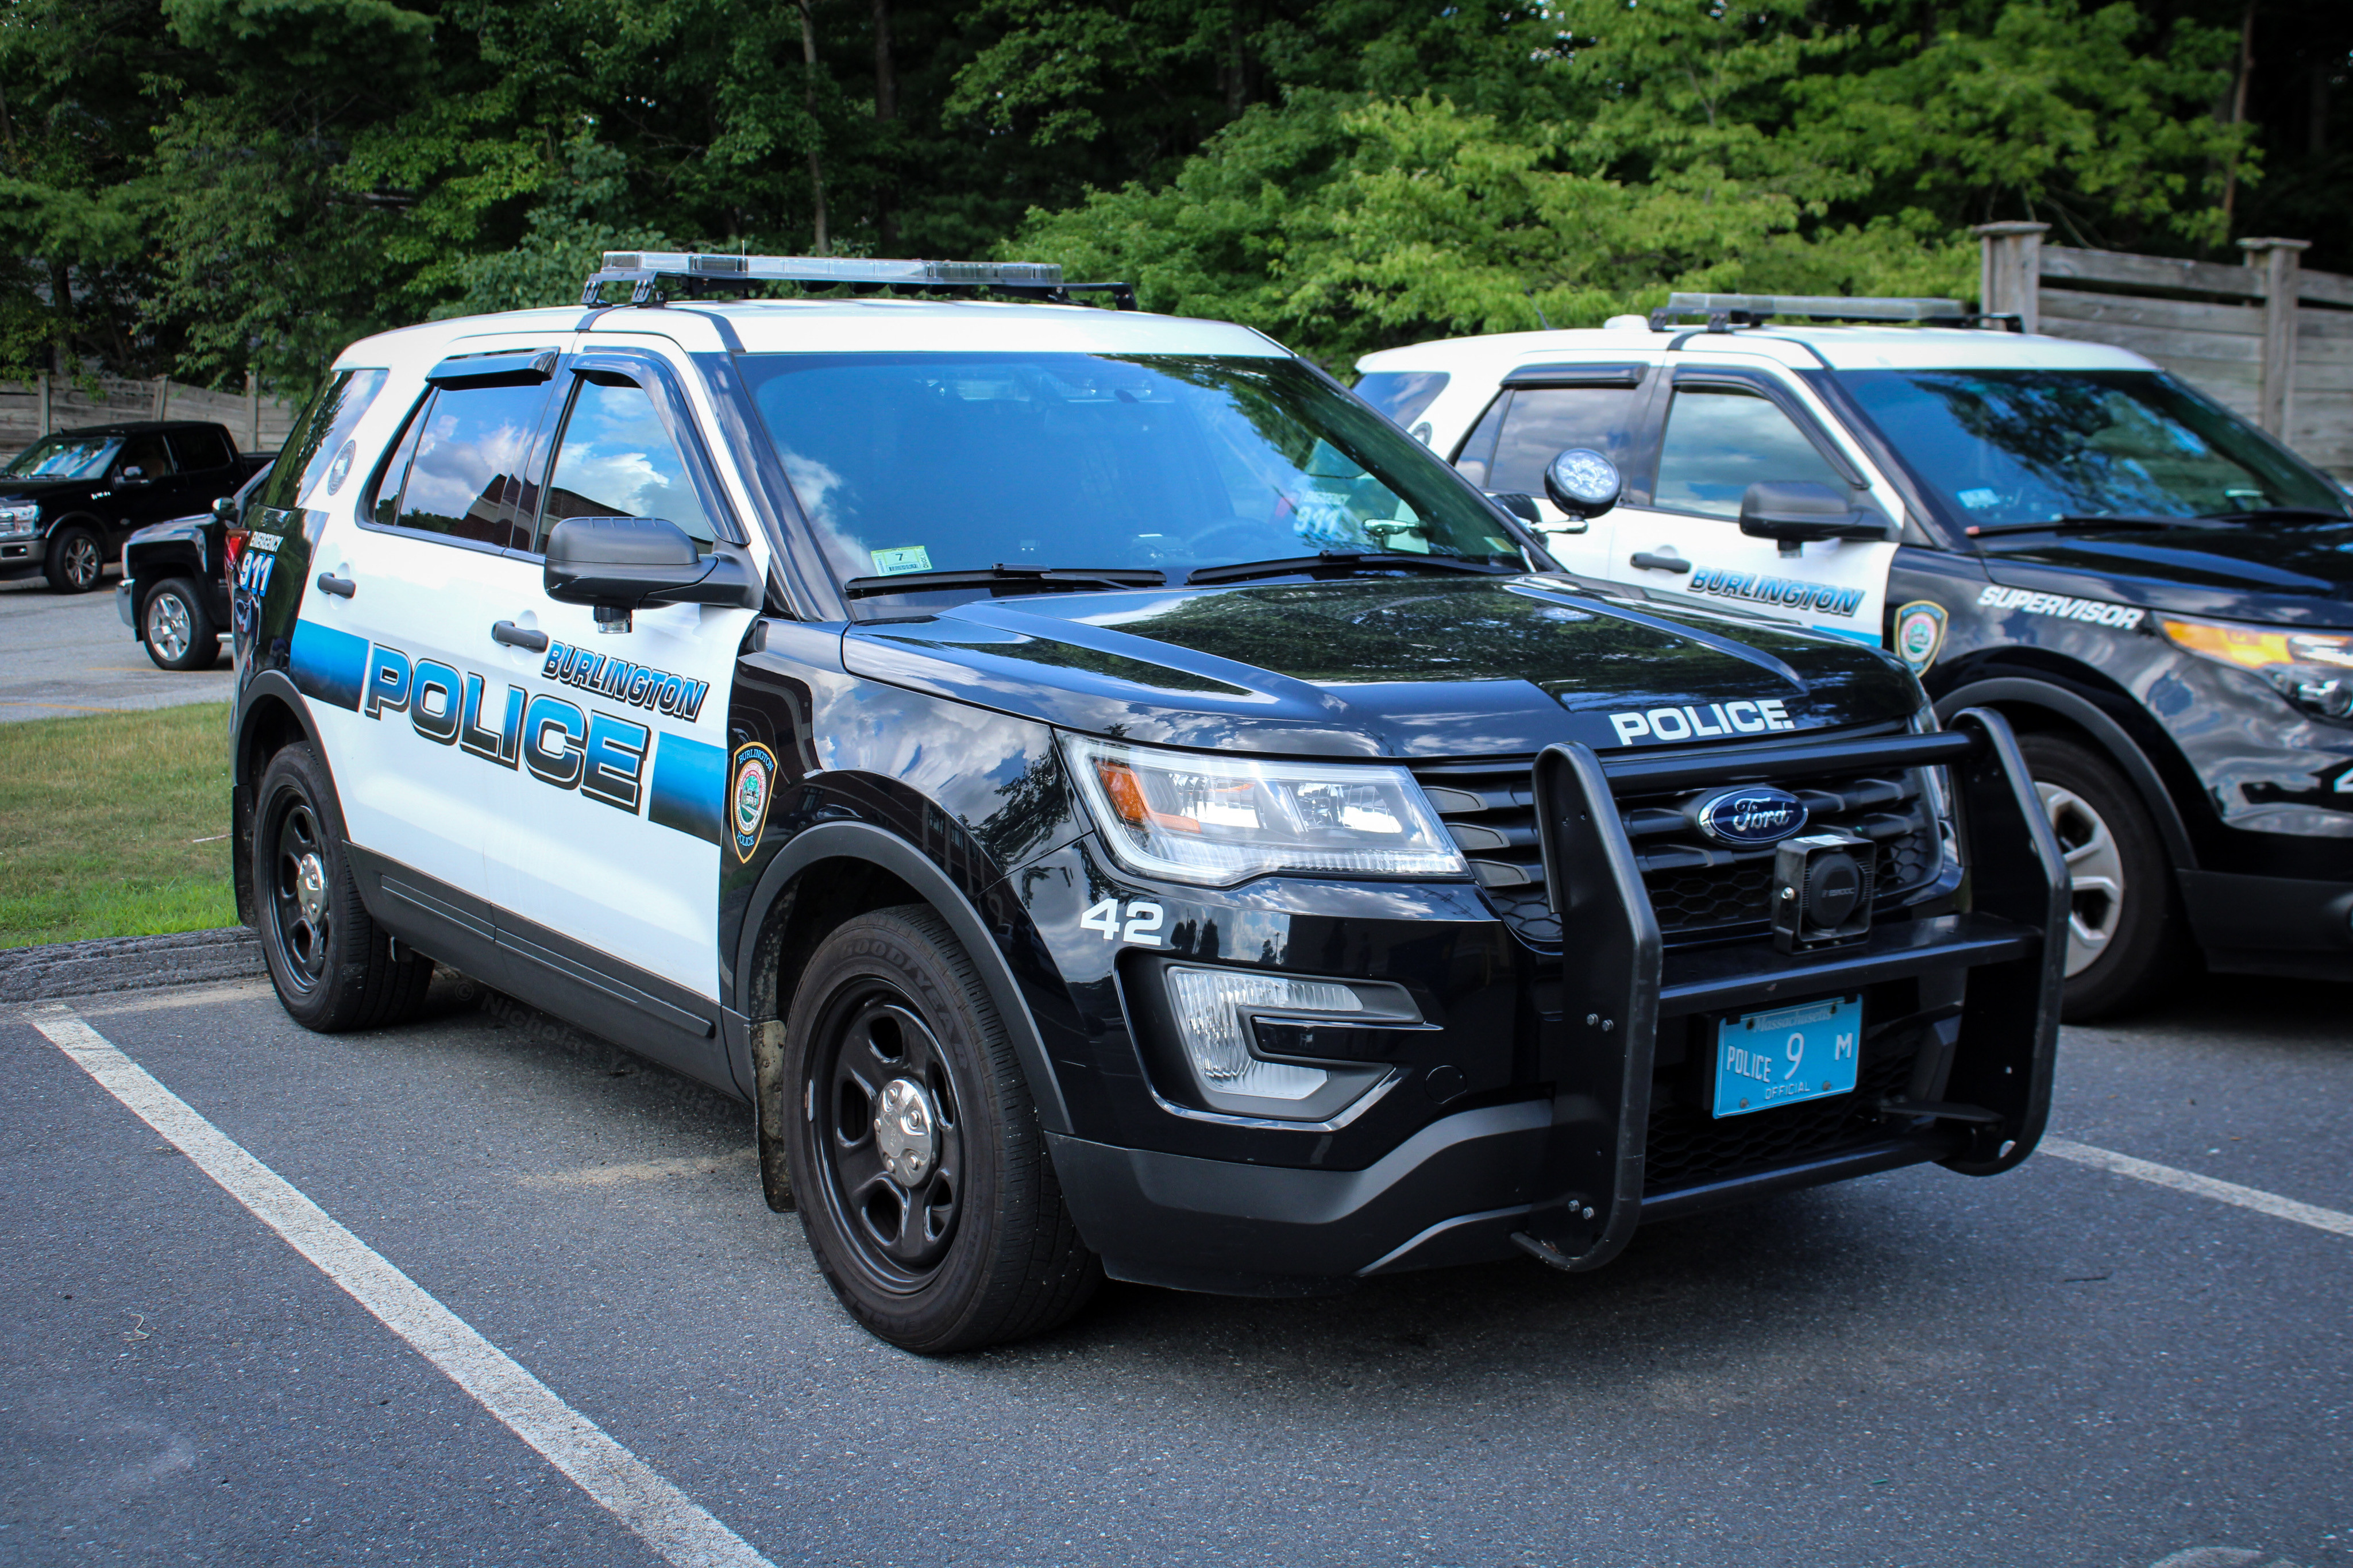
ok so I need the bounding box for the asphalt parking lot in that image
[3,969,2346,1568]
[0,573,234,723]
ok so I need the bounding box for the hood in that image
[842,576,1918,759]
[0,477,95,501]
[1980,517,2353,627]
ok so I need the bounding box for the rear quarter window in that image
[255,369,391,512]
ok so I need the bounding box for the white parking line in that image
[28,1004,778,1568]
[2042,1137,2353,1242]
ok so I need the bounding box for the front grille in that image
[1642,1037,1917,1194]
[1413,751,1944,945]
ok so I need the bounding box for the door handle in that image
[314,574,356,598]
[1629,550,1691,574]
[492,620,550,652]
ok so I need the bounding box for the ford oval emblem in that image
[1692,786,1809,847]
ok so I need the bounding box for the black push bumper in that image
[1057,709,2067,1295]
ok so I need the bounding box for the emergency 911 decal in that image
[287,618,726,844]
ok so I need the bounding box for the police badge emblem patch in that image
[1894,600,1948,674]
[730,742,777,863]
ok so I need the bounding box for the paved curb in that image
[0,927,265,1003]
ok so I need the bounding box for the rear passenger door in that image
[477,348,753,1072]
[1608,368,1899,645]
[1448,364,1652,583]
[304,350,559,951]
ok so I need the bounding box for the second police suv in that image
[229,255,2064,1352]
[1357,294,2353,1018]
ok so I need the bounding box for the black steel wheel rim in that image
[265,791,332,994]
[63,534,99,588]
[805,981,966,1293]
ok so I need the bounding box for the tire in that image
[252,743,434,1032]
[783,905,1098,1353]
[2016,732,2188,1021]
[44,524,105,593]
[140,577,221,671]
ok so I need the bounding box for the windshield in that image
[3,434,121,481]
[1836,368,2347,529]
[739,353,1527,600]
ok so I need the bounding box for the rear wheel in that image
[44,524,105,593]
[140,577,220,671]
[2016,732,2187,1021]
[253,743,433,1032]
[784,905,1097,1353]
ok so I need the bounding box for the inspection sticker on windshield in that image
[1714,994,1861,1118]
[871,545,933,575]
[1977,584,2144,630]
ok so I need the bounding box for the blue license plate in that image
[1712,994,1863,1118]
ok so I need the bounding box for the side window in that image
[1487,387,1641,494]
[371,382,549,550]
[1452,395,1509,487]
[256,368,390,512]
[1654,387,1847,519]
[114,432,175,481]
[537,376,715,551]
[168,427,234,472]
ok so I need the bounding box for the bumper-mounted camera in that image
[1771,832,1876,953]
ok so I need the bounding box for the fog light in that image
[1772,832,1876,953]
[1166,967,1360,1102]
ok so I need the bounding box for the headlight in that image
[2160,615,2353,719]
[1907,701,1961,871]
[1062,736,1467,885]
[0,501,38,533]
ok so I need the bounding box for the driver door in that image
[1609,369,1900,646]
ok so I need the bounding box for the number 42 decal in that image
[1079,898,1164,945]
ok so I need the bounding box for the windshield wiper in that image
[1186,550,1516,587]
[842,564,1167,600]
[1965,514,2196,538]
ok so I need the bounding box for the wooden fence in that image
[0,375,304,464]
[1977,223,2353,480]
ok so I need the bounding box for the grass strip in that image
[0,702,237,948]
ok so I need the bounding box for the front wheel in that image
[141,578,221,671]
[783,905,1098,1353]
[44,524,105,593]
[253,743,433,1032]
[2016,732,2188,1021]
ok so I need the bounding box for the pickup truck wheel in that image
[44,524,105,593]
[254,743,434,1033]
[140,578,221,671]
[783,905,1098,1353]
[2017,732,2187,1021]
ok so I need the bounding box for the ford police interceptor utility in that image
[227,256,2063,1352]
[1358,294,2353,1019]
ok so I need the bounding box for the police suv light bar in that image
[1648,292,1982,331]
[581,252,1135,309]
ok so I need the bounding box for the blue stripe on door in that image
[647,732,727,844]
[288,620,371,711]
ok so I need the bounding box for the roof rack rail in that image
[580,252,1137,310]
[1647,292,2019,333]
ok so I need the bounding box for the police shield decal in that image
[730,741,778,862]
[1893,600,1947,674]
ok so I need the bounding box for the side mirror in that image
[1542,448,1622,527]
[117,466,151,486]
[211,495,240,527]
[1738,481,1893,555]
[543,515,757,632]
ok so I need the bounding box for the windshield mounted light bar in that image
[580,252,1137,310]
[1646,292,2002,334]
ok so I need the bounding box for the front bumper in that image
[1052,709,2067,1293]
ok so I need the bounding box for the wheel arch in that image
[1934,673,2198,869]
[733,820,1071,1136]
[232,675,342,928]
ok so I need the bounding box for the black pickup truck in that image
[0,420,273,594]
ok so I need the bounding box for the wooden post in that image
[36,373,49,437]
[1973,222,2051,332]
[151,376,169,419]
[245,371,260,451]
[2238,237,2310,437]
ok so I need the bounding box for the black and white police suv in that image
[1359,294,2353,1018]
[229,256,2063,1352]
